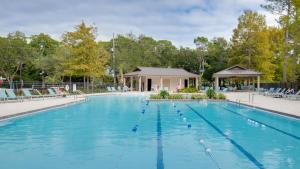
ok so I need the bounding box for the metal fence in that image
[0,81,118,94]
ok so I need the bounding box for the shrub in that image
[159,90,169,99]
[206,87,216,99]
[168,94,184,100]
[216,93,226,100]
[180,87,198,93]
[150,94,163,99]
[191,94,208,100]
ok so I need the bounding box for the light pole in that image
[111,33,116,86]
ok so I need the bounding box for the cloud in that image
[0,0,278,47]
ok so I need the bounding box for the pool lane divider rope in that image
[186,104,265,169]
[132,101,149,132]
[220,105,300,141]
[173,103,192,128]
[199,139,222,169]
[157,104,164,169]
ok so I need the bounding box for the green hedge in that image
[214,93,226,100]
[191,94,208,100]
[150,94,163,99]
[180,87,198,93]
[168,94,184,100]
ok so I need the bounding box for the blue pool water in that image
[0,95,300,169]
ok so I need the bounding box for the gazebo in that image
[124,67,199,92]
[212,65,262,91]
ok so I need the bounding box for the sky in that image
[0,0,278,48]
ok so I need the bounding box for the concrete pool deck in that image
[0,92,146,120]
[0,96,87,120]
[1,91,300,120]
[225,92,300,118]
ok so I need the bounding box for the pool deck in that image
[0,96,86,120]
[225,92,300,118]
[1,91,300,121]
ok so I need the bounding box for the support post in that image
[196,77,199,90]
[257,76,260,92]
[139,76,142,92]
[145,76,148,92]
[130,77,133,91]
[160,77,163,90]
[215,76,219,91]
[179,78,182,89]
[123,77,126,86]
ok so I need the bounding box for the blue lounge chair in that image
[107,86,112,92]
[5,89,18,100]
[287,90,300,100]
[222,88,228,92]
[22,88,32,97]
[22,88,42,99]
[111,87,117,92]
[47,88,57,96]
[274,88,286,98]
[0,89,7,101]
[123,86,129,92]
[117,86,122,92]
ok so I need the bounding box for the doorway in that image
[147,79,152,91]
[184,79,188,88]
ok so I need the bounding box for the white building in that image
[124,67,199,92]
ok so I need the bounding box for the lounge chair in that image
[286,90,300,100]
[5,89,19,100]
[274,88,286,98]
[123,86,129,92]
[22,88,33,98]
[47,88,57,96]
[0,89,7,101]
[266,88,281,96]
[117,86,122,92]
[222,88,228,92]
[111,87,117,92]
[107,86,112,92]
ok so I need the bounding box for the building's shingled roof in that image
[213,65,262,78]
[124,67,198,77]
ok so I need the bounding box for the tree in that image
[203,37,229,81]
[194,36,209,87]
[61,22,108,89]
[262,0,294,82]
[0,31,31,88]
[29,33,59,82]
[230,10,276,81]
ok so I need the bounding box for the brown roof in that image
[213,65,261,78]
[124,67,198,77]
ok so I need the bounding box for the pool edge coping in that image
[149,98,300,119]
[227,100,300,120]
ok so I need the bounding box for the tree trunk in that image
[283,1,291,83]
[83,76,86,91]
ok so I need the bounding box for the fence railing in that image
[0,81,119,94]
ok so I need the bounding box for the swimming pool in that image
[0,95,299,169]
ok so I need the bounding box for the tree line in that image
[0,0,299,89]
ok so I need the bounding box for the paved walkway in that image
[0,96,86,120]
[225,92,300,118]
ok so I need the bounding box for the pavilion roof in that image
[124,67,198,77]
[212,65,262,78]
